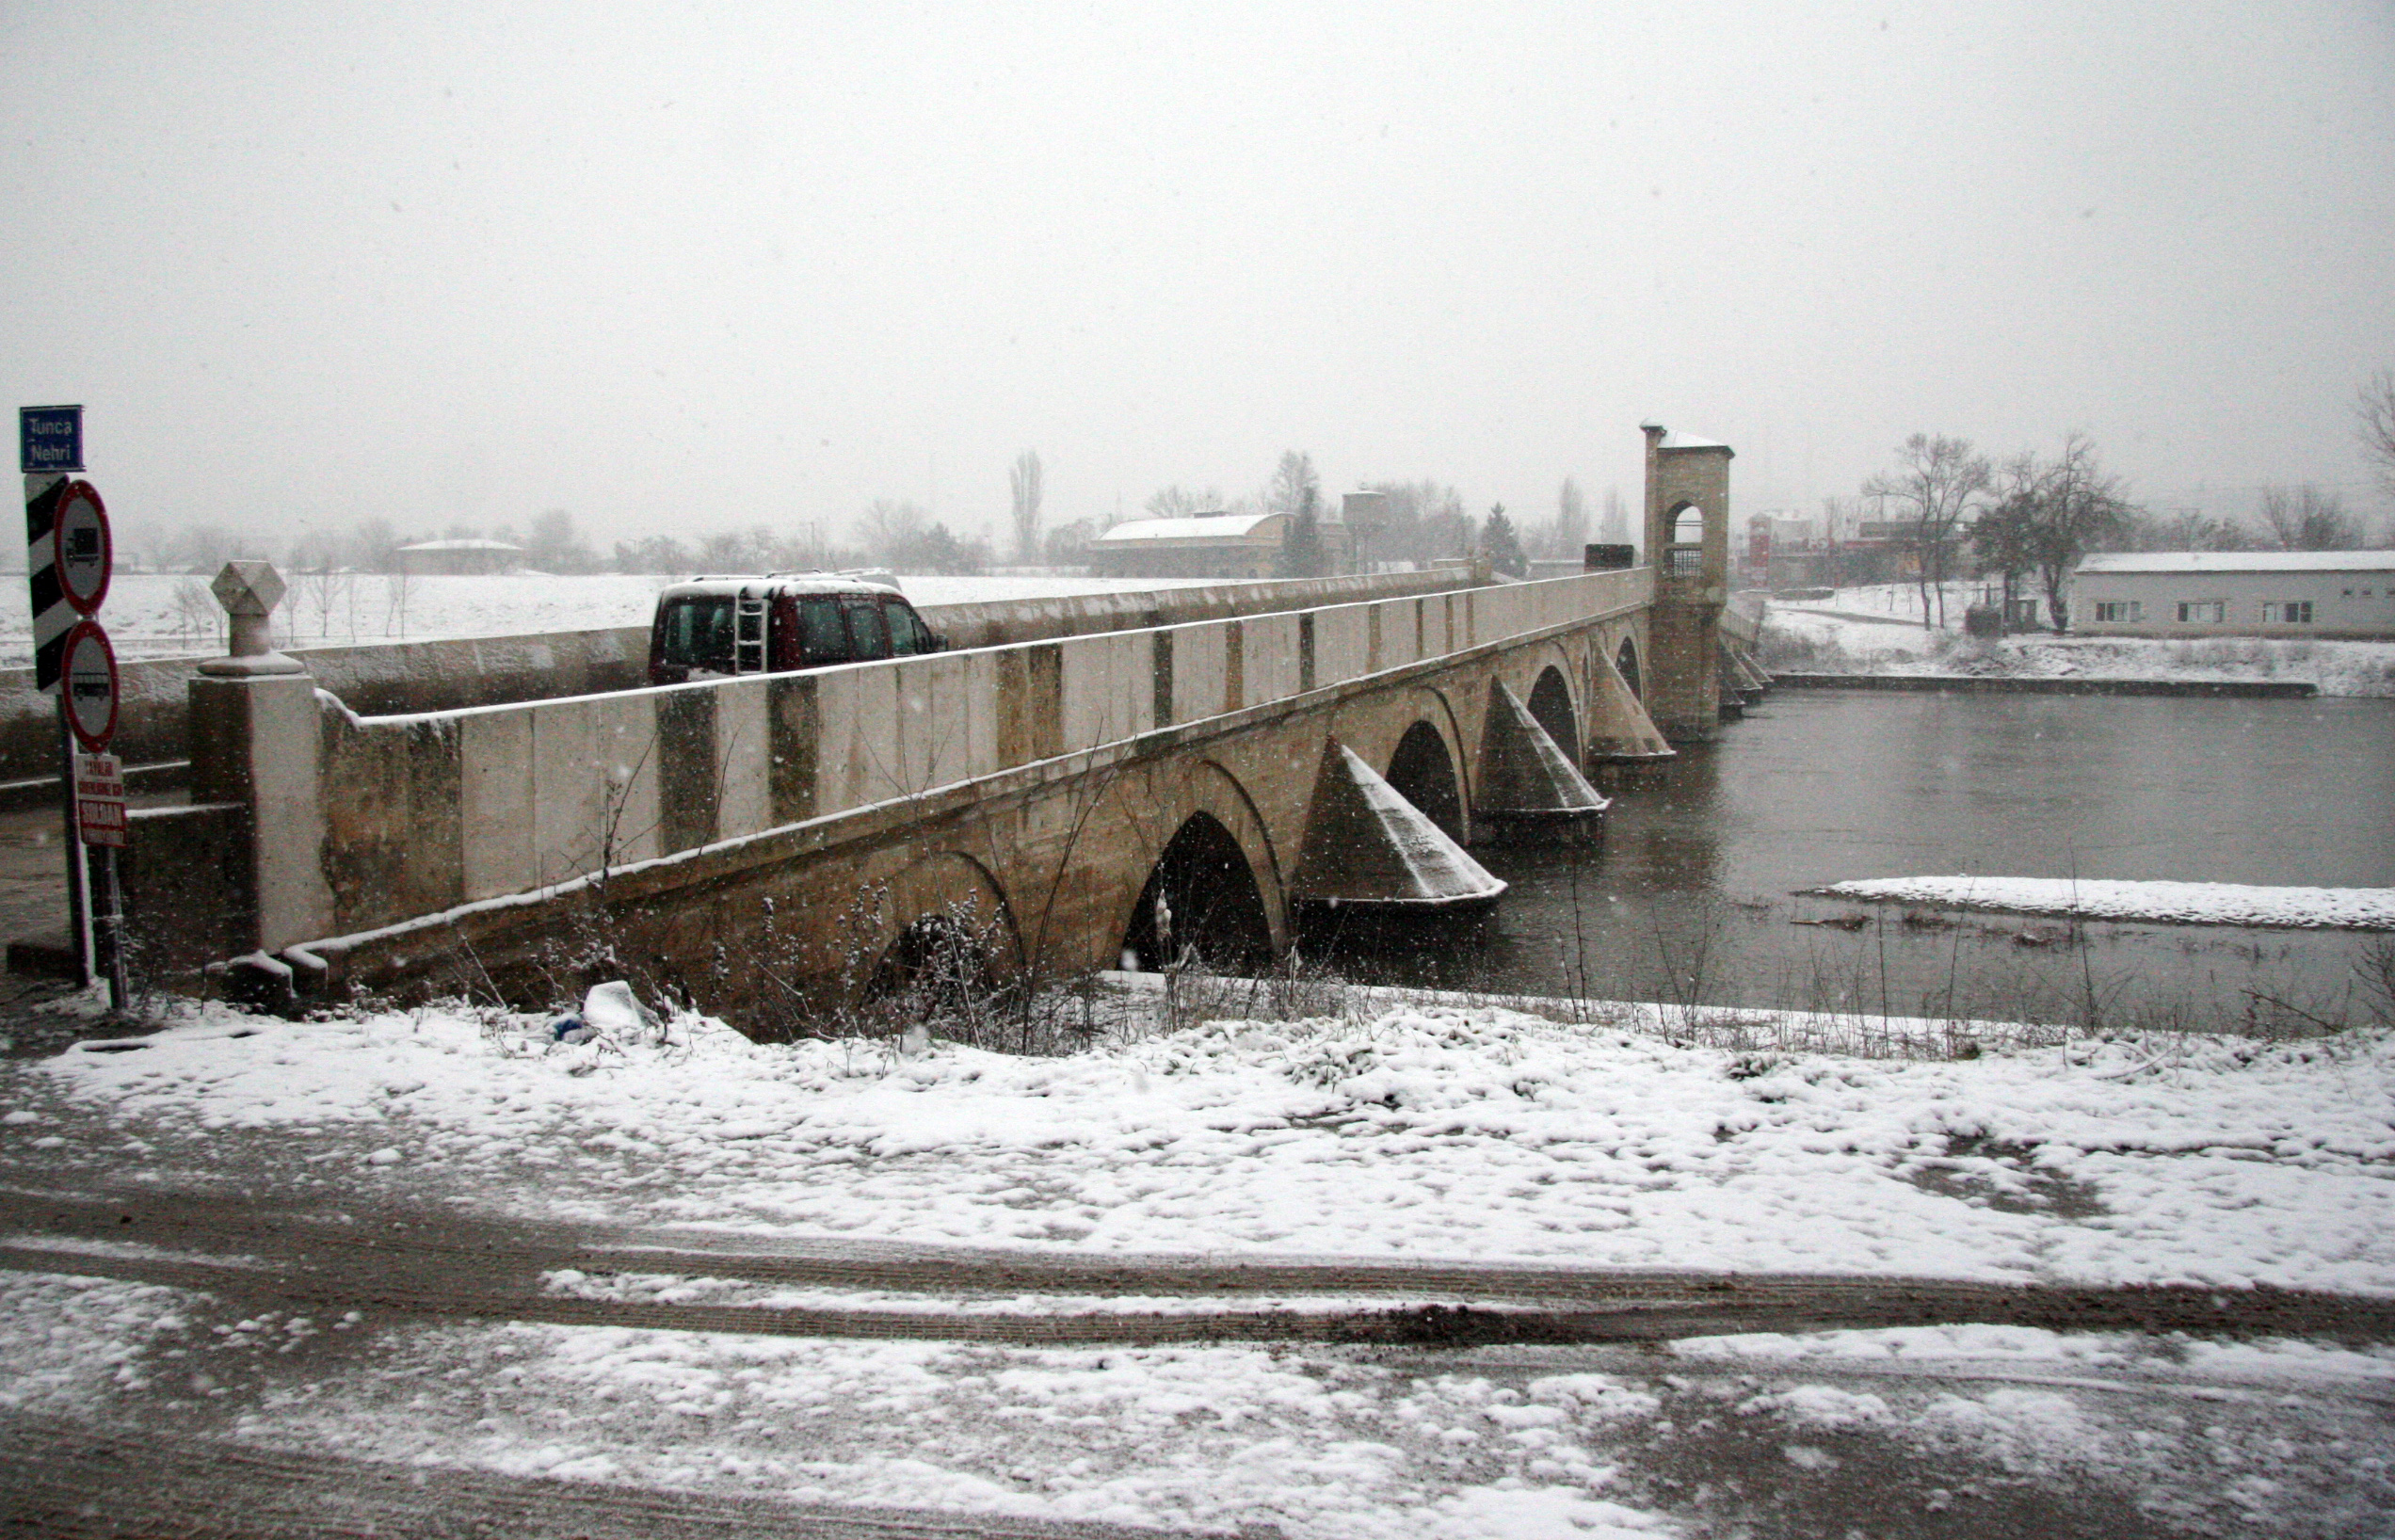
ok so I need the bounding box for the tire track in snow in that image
[4,1185,2392,1348]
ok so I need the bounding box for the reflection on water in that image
[1323,691,2395,1032]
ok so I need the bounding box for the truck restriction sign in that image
[61,620,119,753]
[52,481,111,615]
[74,751,125,848]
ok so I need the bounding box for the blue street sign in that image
[20,406,84,474]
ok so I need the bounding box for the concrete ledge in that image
[1769,672,2319,698]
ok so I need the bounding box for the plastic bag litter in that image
[582,980,663,1042]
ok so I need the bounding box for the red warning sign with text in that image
[74,751,125,848]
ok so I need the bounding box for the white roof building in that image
[1088,513,1295,579]
[2070,550,2395,638]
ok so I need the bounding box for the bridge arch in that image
[1385,719,1465,842]
[873,851,1021,965]
[1614,635,1643,700]
[1121,810,1276,971]
[1526,665,1580,764]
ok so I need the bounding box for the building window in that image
[2176,600,2226,624]
[2093,601,2143,623]
[2260,601,2313,624]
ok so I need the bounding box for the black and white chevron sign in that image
[24,473,73,695]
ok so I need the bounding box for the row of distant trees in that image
[1109,452,1630,579]
[136,440,1645,583]
[1859,409,2390,632]
[135,502,1000,579]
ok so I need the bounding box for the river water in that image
[1333,690,2395,1033]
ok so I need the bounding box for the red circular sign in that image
[61,620,119,753]
[53,480,112,617]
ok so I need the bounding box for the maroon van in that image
[647,575,946,685]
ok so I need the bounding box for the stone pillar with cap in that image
[188,561,334,958]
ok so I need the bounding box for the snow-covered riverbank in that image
[1763,585,2395,698]
[13,992,2392,1297]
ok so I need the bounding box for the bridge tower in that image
[1639,422,1733,742]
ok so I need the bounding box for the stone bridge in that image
[121,430,1745,1029]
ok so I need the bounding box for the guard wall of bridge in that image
[133,570,1658,1022]
[0,569,1473,796]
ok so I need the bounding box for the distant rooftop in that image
[396,537,524,553]
[2077,550,2395,576]
[1095,513,1283,544]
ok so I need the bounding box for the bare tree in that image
[1008,450,1043,564]
[1862,434,1991,629]
[854,498,929,563]
[2360,368,2395,501]
[1267,451,1320,518]
[2258,484,2361,551]
[1969,452,2042,625]
[1599,486,1631,548]
[2024,433,2137,632]
[1142,485,1224,521]
[526,509,596,573]
[1554,477,1588,560]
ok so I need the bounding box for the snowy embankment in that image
[18,998,2395,1296]
[1763,585,2395,698]
[1824,876,2395,931]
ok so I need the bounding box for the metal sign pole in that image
[23,408,103,996]
[56,706,92,988]
[97,844,127,1011]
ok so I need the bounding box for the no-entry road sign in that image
[61,620,119,753]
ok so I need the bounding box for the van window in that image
[657,598,736,672]
[798,598,848,662]
[886,601,927,656]
[845,600,891,661]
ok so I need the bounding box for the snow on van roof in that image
[657,573,905,599]
[2075,550,2395,576]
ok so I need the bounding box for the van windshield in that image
[657,597,736,672]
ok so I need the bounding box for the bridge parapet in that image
[143,568,1656,987]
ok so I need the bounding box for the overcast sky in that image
[7,1,2393,553]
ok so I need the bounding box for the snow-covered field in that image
[0,571,1236,666]
[1825,876,2395,931]
[1763,583,2395,698]
[18,994,2394,1295]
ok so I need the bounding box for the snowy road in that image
[5,995,2393,1534]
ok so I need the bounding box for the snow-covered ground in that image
[1825,877,2395,931]
[16,994,2394,1295]
[9,1261,2383,1539]
[1762,583,2395,698]
[7,988,2394,1535]
[0,571,1237,666]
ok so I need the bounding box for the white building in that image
[2070,551,2395,639]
